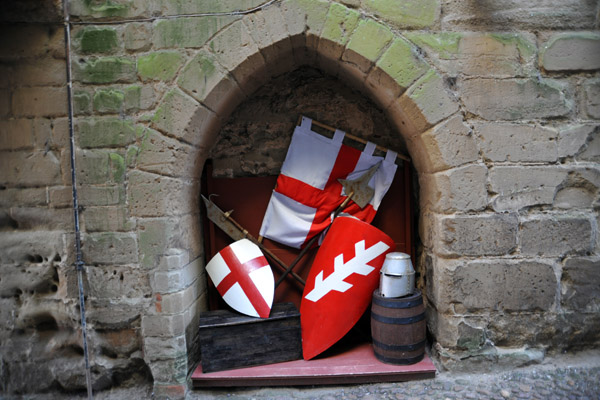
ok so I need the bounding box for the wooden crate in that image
[198,303,302,373]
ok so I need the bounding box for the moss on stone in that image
[80,27,119,54]
[78,117,137,148]
[404,32,463,59]
[177,51,221,101]
[83,0,128,17]
[290,0,330,34]
[126,145,140,167]
[346,19,394,62]
[124,85,141,110]
[377,37,429,89]
[363,0,439,29]
[93,88,125,113]
[75,57,136,84]
[320,2,360,45]
[109,152,126,182]
[154,16,238,49]
[490,33,536,58]
[73,90,91,114]
[138,51,184,82]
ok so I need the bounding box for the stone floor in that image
[14,349,600,399]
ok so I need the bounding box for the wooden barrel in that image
[370,289,426,365]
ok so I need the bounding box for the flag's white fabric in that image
[259,116,398,249]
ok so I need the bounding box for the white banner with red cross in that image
[205,239,274,318]
[259,116,398,249]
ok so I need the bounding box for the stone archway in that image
[137,1,474,393]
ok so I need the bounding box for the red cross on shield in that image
[206,239,274,318]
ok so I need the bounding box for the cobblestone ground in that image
[191,350,600,400]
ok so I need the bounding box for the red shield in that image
[205,239,274,318]
[300,217,395,360]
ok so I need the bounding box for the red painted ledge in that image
[192,342,436,388]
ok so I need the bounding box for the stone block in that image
[94,328,141,358]
[93,88,124,114]
[394,69,459,134]
[433,257,557,313]
[460,78,572,120]
[142,314,185,338]
[408,114,478,173]
[128,170,197,217]
[12,87,67,118]
[143,335,186,362]
[50,185,125,208]
[342,19,394,73]
[69,0,153,20]
[76,149,125,184]
[138,51,184,82]
[0,231,65,264]
[0,263,59,297]
[83,206,134,232]
[124,22,152,52]
[440,0,598,31]
[489,166,568,212]
[280,0,330,51]
[136,128,200,178]
[87,299,144,330]
[583,79,600,119]
[73,56,137,84]
[153,15,238,49]
[152,383,187,400]
[553,167,600,209]
[317,3,360,64]
[476,122,557,162]
[209,20,267,96]
[148,355,188,385]
[153,257,203,294]
[0,119,34,150]
[420,164,488,213]
[83,232,138,265]
[158,283,201,314]
[86,264,151,299]
[6,207,73,231]
[73,90,92,115]
[0,150,61,187]
[0,187,48,207]
[77,117,137,148]
[558,124,596,159]
[519,215,593,257]
[157,249,190,271]
[561,256,600,311]
[76,26,119,54]
[540,32,600,72]
[577,126,600,162]
[435,213,518,257]
[362,0,440,29]
[157,0,265,14]
[13,58,67,87]
[177,50,245,117]
[366,37,429,109]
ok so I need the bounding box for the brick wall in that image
[1,0,599,397]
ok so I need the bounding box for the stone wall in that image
[0,0,599,398]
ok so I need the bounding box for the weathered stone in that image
[69,0,152,20]
[317,3,360,67]
[49,185,125,207]
[86,265,151,299]
[209,20,267,96]
[87,299,144,330]
[147,354,187,384]
[461,78,572,120]
[489,166,568,212]
[12,57,67,87]
[342,19,394,73]
[366,37,429,108]
[137,51,184,82]
[553,167,600,209]
[393,70,459,135]
[0,151,61,187]
[12,87,67,118]
[153,15,238,49]
[136,128,200,178]
[558,125,596,159]
[408,115,478,173]
[77,26,119,54]
[177,50,245,116]
[153,257,202,294]
[73,57,137,84]
[281,0,330,52]
[73,90,92,115]
[583,79,600,119]
[83,206,135,232]
[128,170,197,217]
[0,231,64,264]
[94,328,141,358]
[435,213,518,256]
[577,125,600,161]
[561,256,600,311]
[441,0,598,31]
[477,122,558,162]
[83,232,138,264]
[540,32,600,71]
[0,263,59,297]
[141,314,185,338]
[6,207,73,231]
[363,0,440,29]
[124,22,152,51]
[157,0,265,15]
[519,215,593,257]
[0,119,33,150]
[143,335,186,362]
[93,88,124,114]
[0,187,48,207]
[420,164,488,213]
[77,117,136,148]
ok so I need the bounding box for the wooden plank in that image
[192,342,435,387]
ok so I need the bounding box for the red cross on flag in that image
[259,116,397,249]
[205,239,274,318]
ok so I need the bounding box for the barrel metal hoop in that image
[372,339,426,352]
[373,352,425,365]
[371,312,425,325]
[372,295,423,309]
